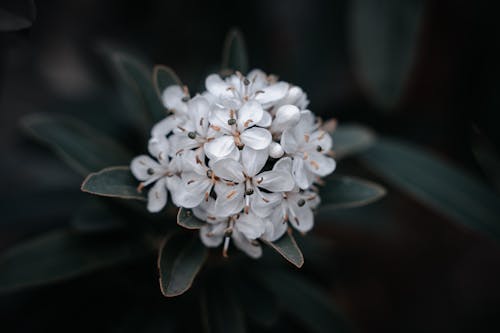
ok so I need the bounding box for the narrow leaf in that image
[361,138,500,241]
[81,166,145,201]
[320,176,386,210]
[109,51,167,124]
[177,208,205,230]
[158,233,207,297]
[221,28,249,75]
[0,230,149,293]
[263,231,304,268]
[332,124,376,159]
[351,0,423,109]
[21,113,132,176]
[254,269,349,333]
[153,65,183,100]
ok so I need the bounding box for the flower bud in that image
[269,142,284,159]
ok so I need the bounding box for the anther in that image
[147,168,155,175]
[188,131,196,139]
[297,198,306,207]
[245,188,254,195]
[228,118,236,126]
[181,96,189,103]
[206,170,213,178]
[243,78,250,86]
[316,145,323,152]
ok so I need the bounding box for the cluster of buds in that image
[131,69,336,258]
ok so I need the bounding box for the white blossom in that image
[130,69,337,258]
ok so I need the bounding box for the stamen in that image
[297,198,306,207]
[187,179,196,185]
[205,191,209,202]
[137,183,145,193]
[310,160,320,170]
[303,152,309,160]
[147,168,155,175]
[210,125,221,131]
[222,236,231,258]
[304,134,310,143]
[256,177,264,184]
[243,119,253,127]
[318,131,326,140]
[228,118,236,126]
[226,190,237,199]
[199,117,204,127]
[188,131,196,139]
[316,145,323,152]
[177,125,186,132]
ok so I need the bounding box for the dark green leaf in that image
[254,269,349,333]
[221,28,249,75]
[81,166,145,201]
[202,285,246,333]
[158,232,207,297]
[177,208,205,230]
[471,126,500,192]
[71,200,123,233]
[108,50,167,124]
[0,230,149,293]
[21,113,133,176]
[351,0,423,109]
[361,138,500,241]
[153,65,183,100]
[320,176,386,210]
[332,124,376,159]
[263,232,304,268]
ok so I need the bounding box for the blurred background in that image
[1,0,500,332]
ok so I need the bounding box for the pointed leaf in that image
[21,113,133,176]
[158,232,207,297]
[177,208,205,230]
[81,166,145,201]
[332,124,376,159]
[361,138,500,241]
[254,269,349,333]
[153,65,183,100]
[351,0,423,109]
[221,28,249,75]
[0,230,149,293]
[108,50,167,124]
[320,176,386,210]
[263,231,304,268]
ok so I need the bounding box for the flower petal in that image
[204,135,237,160]
[305,152,336,177]
[273,156,292,172]
[288,198,314,233]
[241,146,268,177]
[235,212,266,239]
[255,82,289,105]
[214,183,245,217]
[280,127,298,154]
[161,85,187,115]
[147,137,170,163]
[257,110,272,127]
[232,230,262,259]
[205,74,232,99]
[271,105,301,133]
[292,157,311,190]
[200,224,225,247]
[257,170,294,192]
[130,155,161,181]
[188,96,211,134]
[147,178,168,213]
[212,158,245,182]
[240,127,272,150]
[237,101,263,129]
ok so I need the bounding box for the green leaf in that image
[361,138,500,241]
[221,28,249,75]
[81,166,145,201]
[177,208,205,230]
[158,232,208,297]
[202,285,246,333]
[0,230,149,293]
[332,124,376,159]
[350,0,423,109]
[153,65,183,100]
[320,176,386,210]
[71,200,123,233]
[254,269,349,333]
[471,126,500,192]
[108,50,167,124]
[21,113,133,176]
[263,232,304,268]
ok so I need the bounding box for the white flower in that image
[211,146,295,218]
[205,69,289,109]
[130,152,182,213]
[204,101,272,160]
[281,110,336,189]
[199,210,265,258]
[273,85,310,111]
[161,85,189,116]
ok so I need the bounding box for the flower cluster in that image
[131,69,336,258]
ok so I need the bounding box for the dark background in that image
[1,0,500,332]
